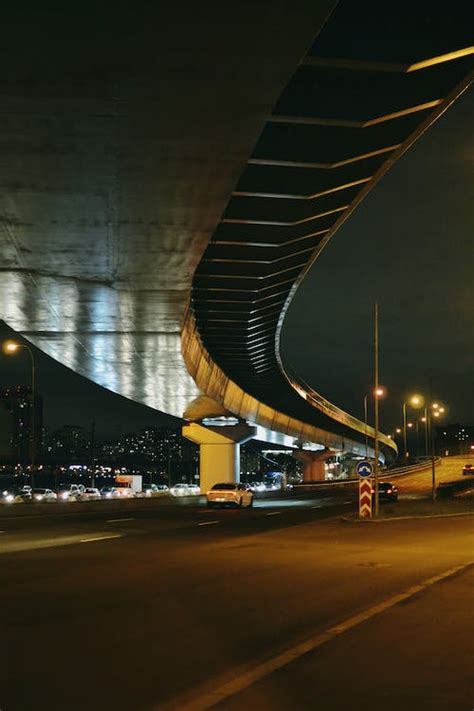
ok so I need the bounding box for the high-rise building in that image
[0,386,43,464]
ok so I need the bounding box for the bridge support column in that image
[293,448,335,482]
[182,422,255,494]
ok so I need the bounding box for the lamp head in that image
[409,394,424,408]
[2,340,20,354]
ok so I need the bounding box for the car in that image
[81,487,101,500]
[170,483,193,497]
[57,484,84,501]
[100,486,117,499]
[372,482,398,501]
[462,464,474,476]
[206,482,254,508]
[1,488,32,503]
[140,484,170,497]
[114,486,134,498]
[32,488,57,502]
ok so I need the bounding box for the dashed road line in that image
[198,520,220,526]
[266,511,281,516]
[106,518,135,523]
[80,534,122,543]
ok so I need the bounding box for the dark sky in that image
[0,321,180,438]
[281,85,474,432]
[0,79,472,440]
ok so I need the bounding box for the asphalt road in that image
[0,474,473,711]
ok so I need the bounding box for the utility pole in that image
[364,394,368,459]
[430,378,436,500]
[90,421,96,488]
[373,301,379,517]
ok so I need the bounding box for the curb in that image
[340,510,474,523]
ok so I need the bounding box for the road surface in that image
[0,472,472,711]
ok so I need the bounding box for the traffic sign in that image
[359,478,372,518]
[356,460,373,477]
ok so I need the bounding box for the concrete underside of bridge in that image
[0,1,333,418]
[0,2,472,475]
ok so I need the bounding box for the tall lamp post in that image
[402,394,424,460]
[430,402,445,500]
[2,339,36,487]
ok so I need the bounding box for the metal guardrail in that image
[436,477,474,498]
[293,458,440,491]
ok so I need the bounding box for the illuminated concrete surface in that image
[0,3,472,452]
[0,1,334,418]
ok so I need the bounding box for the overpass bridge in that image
[0,2,472,487]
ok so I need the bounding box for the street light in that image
[2,339,36,486]
[363,386,386,458]
[402,394,424,460]
[429,401,446,499]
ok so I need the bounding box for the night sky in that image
[282,85,474,431]
[0,321,180,437]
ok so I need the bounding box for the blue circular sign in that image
[356,460,373,477]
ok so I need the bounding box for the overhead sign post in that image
[356,460,373,518]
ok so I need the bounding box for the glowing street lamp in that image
[402,394,424,460]
[2,339,37,485]
[363,385,386,458]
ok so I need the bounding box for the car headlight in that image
[5,494,14,503]
[36,495,43,501]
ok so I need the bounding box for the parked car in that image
[206,482,253,508]
[372,482,398,501]
[462,464,474,476]
[32,488,57,502]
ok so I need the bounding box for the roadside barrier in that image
[293,458,441,492]
[436,477,474,498]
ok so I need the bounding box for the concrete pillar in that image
[182,421,255,493]
[293,448,335,482]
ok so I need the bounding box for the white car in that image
[170,483,194,497]
[57,484,85,501]
[81,487,101,500]
[32,488,57,502]
[206,483,253,508]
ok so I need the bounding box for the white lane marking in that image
[80,534,122,543]
[266,511,281,516]
[106,518,135,523]
[198,520,219,526]
[172,561,473,711]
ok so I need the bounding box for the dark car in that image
[462,464,474,476]
[372,482,398,501]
